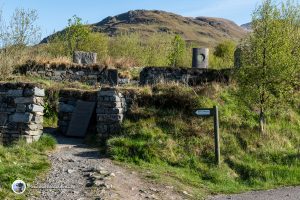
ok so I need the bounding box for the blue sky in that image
[0,0,261,38]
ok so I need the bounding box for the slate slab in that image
[66,100,96,137]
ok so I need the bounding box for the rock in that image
[27,104,44,112]
[94,180,106,187]
[73,51,97,65]
[182,191,192,197]
[97,114,123,122]
[67,169,76,174]
[9,113,33,123]
[149,187,159,192]
[165,185,174,189]
[27,123,43,130]
[7,89,23,97]
[14,97,35,104]
[94,166,105,172]
[110,172,116,177]
[32,114,43,123]
[14,97,44,105]
[24,87,45,97]
[20,135,41,143]
[98,90,117,97]
[99,170,110,176]
[16,104,26,112]
[25,130,43,136]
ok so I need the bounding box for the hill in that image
[42,10,248,47]
[241,22,252,32]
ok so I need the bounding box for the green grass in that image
[107,83,300,199]
[0,134,56,200]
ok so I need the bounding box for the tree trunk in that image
[259,108,265,134]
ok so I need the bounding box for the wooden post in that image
[213,106,220,166]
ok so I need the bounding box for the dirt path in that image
[27,135,185,200]
[208,186,300,200]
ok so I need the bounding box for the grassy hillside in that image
[93,10,247,47]
[42,10,247,47]
[0,135,56,199]
[108,83,300,199]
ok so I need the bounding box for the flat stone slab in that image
[66,100,96,137]
[73,51,97,65]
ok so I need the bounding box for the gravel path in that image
[208,186,300,200]
[27,135,185,200]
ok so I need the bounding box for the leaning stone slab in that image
[24,87,45,97]
[9,113,33,123]
[59,103,75,113]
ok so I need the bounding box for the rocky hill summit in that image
[42,10,248,47]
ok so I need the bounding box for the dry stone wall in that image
[17,62,118,86]
[140,67,232,86]
[0,83,44,145]
[96,88,126,139]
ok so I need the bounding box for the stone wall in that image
[58,90,97,135]
[96,88,126,139]
[0,83,44,144]
[139,67,232,86]
[17,61,118,86]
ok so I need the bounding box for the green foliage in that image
[46,16,109,59]
[7,8,41,46]
[210,40,236,68]
[43,89,59,128]
[108,84,300,197]
[236,0,300,133]
[167,35,186,67]
[65,15,90,56]
[0,8,42,80]
[0,134,56,199]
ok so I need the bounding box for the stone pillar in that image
[96,88,126,140]
[0,83,45,144]
[192,48,209,68]
[73,51,97,65]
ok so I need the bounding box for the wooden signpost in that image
[195,106,220,165]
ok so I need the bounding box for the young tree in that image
[168,35,186,67]
[237,0,300,134]
[65,15,90,56]
[7,8,41,46]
